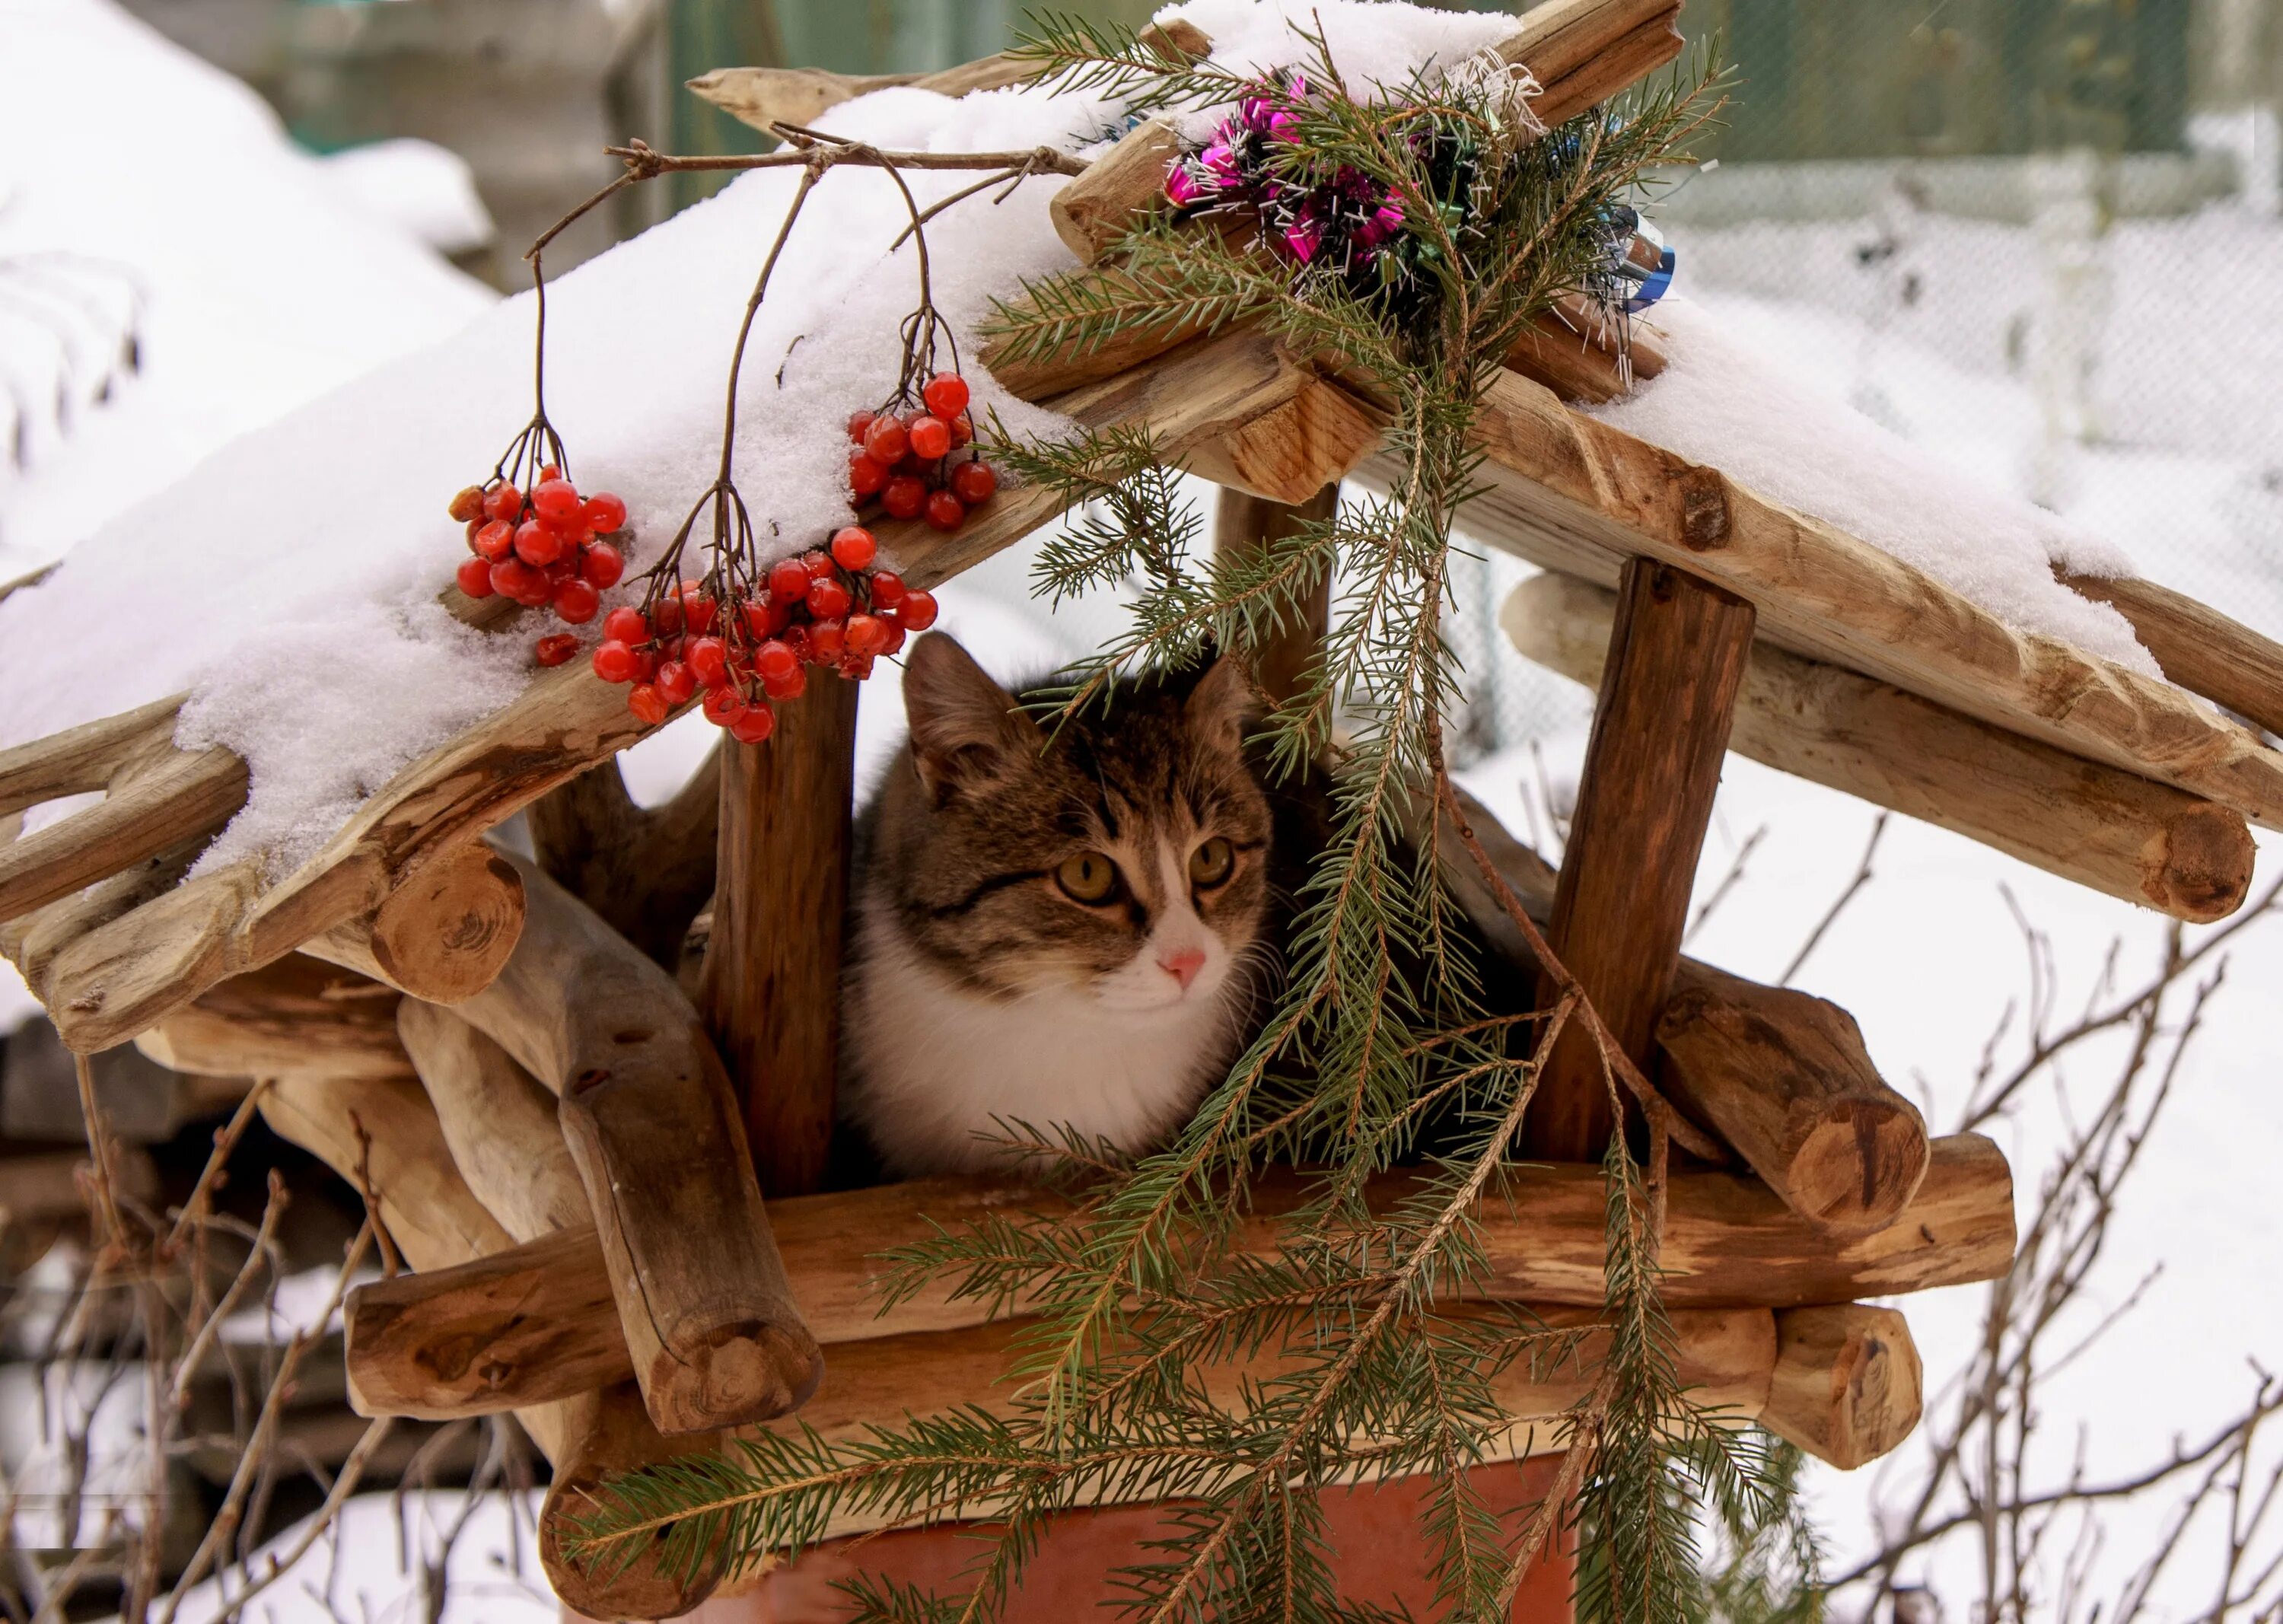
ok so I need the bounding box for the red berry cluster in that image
[846,372,998,533]
[586,527,939,742]
[448,466,629,668]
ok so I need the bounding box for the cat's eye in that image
[1189,836,1236,888]
[1054,851,1119,904]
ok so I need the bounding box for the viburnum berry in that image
[802,551,835,578]
[805,575,851,619]
[482,483,523,524]
[535,632,579,667]
[760,656,807,701]
[743,595,790,638]
[925,489,966,532]
[680,584,720,636]
[907,415,951,460]
[898,588,940,630]
[539,463,565,483]
[456,557,495,597]
[581,543,625,589]
[947,412,973,449]
[840,651,877,680]
[449,486,488,524]
[863,415,910,463]
[593,640,638,683]
[845,613,888,657]
[491,558,549,606]
[687,635,729,688]
[702,686,747,727]
[655,661,698,707]
[923,372,970,419]
[532,479,582,524]
[846,409,876,444]
[553,578,600,624]
[730,703,777,745]
[474,520,515,562]
[755,639,799,683]
[652,593,685,635]
[628,683,670,725]
[603,605,648,644]
[881,476,926,521]
[869,569,908,609]
[849,451,889,498]
[514,519,567,567]
[878,618,907,658]
[767,556,812,604]
[809,618,846,661]
[950,459,998,505]
[829,526,877,570]
[584,492,628,533]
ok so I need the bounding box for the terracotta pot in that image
[569,1455,1573,1622]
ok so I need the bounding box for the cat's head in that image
[872,632,1274,1019]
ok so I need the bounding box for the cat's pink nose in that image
[1158,947,1206,990]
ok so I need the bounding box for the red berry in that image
[652,594,685,635]
[846,409,876,444]
[687,635,729,687]
[829,526,877,571]
[802,551,835,579]
[593,639,638,683]
[581,543,625,589]
[845,613,888,657]
[808,618,846,661]
[680,585,719,636]
[583,492,628,533]
[881,476,926,521]
[743,596,790,638]
[702,686,747,728]
[947,412,973,449]
[907,415,952,460]
[553,578,600,624]
[863,416,910,463]
[950,459,998,505]
[628,683,670,726]
[730,703,777,745]
[898,588,940,631]
[893,451,928,478]
[806,575,852,619]
[449,485,487,524]
[491,558,548,605]
[924,489,966,532]
[475,520,515,562]
[482,483,522,524]
[456,556,496,597]
[760,656,807,700]
[532,479,581,524]
[768,557,812,603]
[879,619,907,658]
[781,625,811,663]
[535,632,578,667]
[923,372,970,419]
[839,651,876,680]
[656,661,698,707]
[539,463,565,483]
[756,640,799,683]
[849,451,890,498]
[603,605,648,644]
[514,519,567,567]
[869,570,908,609]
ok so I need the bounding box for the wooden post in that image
[703,672,860,1197]
[1528,559,1754,1161]
[1214,483,1340,708]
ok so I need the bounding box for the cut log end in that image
[2144,800,2258,923]
[1760,1304,1924,1471]
[644,1320,826,1437]
[1784,1102,1934,1235]
[538,1387,731,1621]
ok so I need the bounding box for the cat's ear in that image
[903,632,1044,806]
[1184,654,1258,756]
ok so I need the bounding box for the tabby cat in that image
[838,632,1277,1178]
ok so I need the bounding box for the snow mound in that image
[1594,296,2157,673]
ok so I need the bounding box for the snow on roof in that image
[0,0,2170,893]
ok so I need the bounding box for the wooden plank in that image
[2065,569,2283,740]
[703,674,859,1198]
[342,1135,2012,1419]
[1529,559,1754,1161]
[1505,570,2259,921]
[1213,483,1340,709]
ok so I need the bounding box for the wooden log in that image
[1504,295,1668,405]
[0,743,246,923]
[1759,1304,1922,1471]
[396,1001,587,1240]
[1182,370,1383,505]
[1530,558,1754,1161]
[1504,571,2259,923]
[1441,368,2283,828]
[1495,0,1675,83]
[527,751,720,969]
[301,839,527,1003]
[0,1145,158,1224]
[0,838,203,1001]
[2064,570,2283,741]
[1214,483,1341,709]
[1523,5,1684,128]
[0,694,185,818]
[1049,116,1183,263]
[702,676,859,1199]
[452,850,823,1435]
[135,954,412,1084]
[342,1136,2011,1421]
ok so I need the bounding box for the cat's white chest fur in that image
[842,911,1240,1177]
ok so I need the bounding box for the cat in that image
[836,632,1278,1180]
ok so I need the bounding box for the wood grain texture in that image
[2065,570,2283,740]
[1495,0,1676,81]
[1442,368,2283,828]
[342,1137,2011,1420]
[1504,296,1669,405]
[686,54,1033,135]
[527,750,721,968]
[397,1001,587,1242]
[451,851,823,1436]
[0,694,185,819]
[702,675,859,1199]
[0,744,246,924]
[1504,571,2259,922]
[1182,371,1383,504]
[1213,483,1341,710]
[135,954,412,1083]
[1760,1304,1923,1471]
[1524,5,1684,128]
[1531,559,1754,1161]
[304,840,527,1002]
[1050,116,1182,263]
